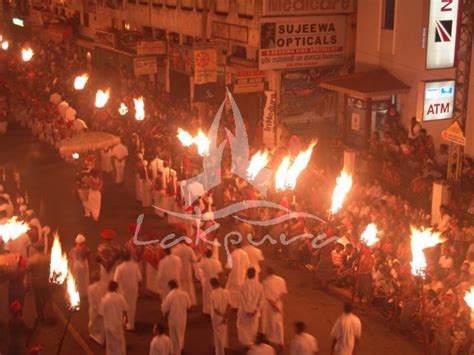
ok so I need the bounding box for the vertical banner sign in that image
[263,91,276,148]
[426,0,460,69]
[194,49,217,85]
[423,80,455,121]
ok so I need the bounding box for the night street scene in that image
[0,0,474,354]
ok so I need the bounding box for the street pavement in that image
[0,123,423,354]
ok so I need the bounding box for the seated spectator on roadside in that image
[435,144,449,170]
[408,117,422,140]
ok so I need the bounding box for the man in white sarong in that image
[69,234,90,299]
[242,243,264,281]
[100,146,114,174]
[225,244,250,309]
[330,303,361,355]
[114,251,142,331]
[156,249,182,299]
[149,323,173,355]
[172,241,197,305]
[210,278,231,355]
[198,249,223,315]
[161,280,191,355]
[88,272,107,345]
[290,321,319,355]
[99,281,128,355]
[261,267,287,348]
[237,268,264,347]
[247,332,276,355]
[111,142,129,184]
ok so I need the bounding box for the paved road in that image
[0,124,423,354]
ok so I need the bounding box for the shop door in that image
[170,70,190,101]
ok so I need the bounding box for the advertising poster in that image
[194,49,217,84]
[263,90,276,148]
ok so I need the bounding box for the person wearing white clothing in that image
[198,249,223,315]
[114,251,142,330]
[87,273,107,345]
[99,281,128,355]
[261,267,287,347]
[330,303,361,355]
[242,244,264,281]
[210,278,231,355]
[156,249,183,299]
[161,280,191,355]
[225,245,250,308]
[69,234,90,299]
[111,142,129,184]
[247,333,276,355]
[238,268,265,347]
[172,242,198,305]
[290,321,319,355]
[149,323,173,355]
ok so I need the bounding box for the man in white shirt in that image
[198,249,223,315]
[99,281,128,355]
[149,323,173,355]
[242,243,264,281]
[261,267,287,348]
[172,241,197,306]
[161,280,191,355]
[111,142,129,184]
[290,321,319,355]
[226,244,250,308]
[87,272,107,345]
[238,267,264,347]
[156,248,182,299]
[114,251,142,331]
[247,333,276,355]
[5,232,31,258]
[210,278,231,355]
[330,303,361,355]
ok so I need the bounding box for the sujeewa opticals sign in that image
[426,0,460,69]
[259,16,345,70]
[423,80,455,121]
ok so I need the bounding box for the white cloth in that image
[247,343,276,355]
[290,332,319,355]
[198,257,223,314]
[114,260,142,330]
[5,233,31,258]
[149,158,164,180]
[242,245,264,279]
[65,107,77,121]
[100,148,113,173]
[261,275,287,345]
[172,243,197,305]
[330,313,362,355]
[161,288,191,355]
[210,288,231,355]
[69,248,90,299]
[86,189,101,221]
[150,334,173,355]
[225,248,250,308]
[111,143,128,184]
[88,281,107,345]
[99,292,128,355]
[237,279,264,346]
[156,255,182,298]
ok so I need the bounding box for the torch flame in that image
[464,287,474,310]
[21,47,34,61]
[1,41,8,50]
[67,272,80,311]
[330,169,353,214]
[118,103,128,116]
[133,96,145,121]
[410,226,444,277]
[194,129,210,157]
[0,217,29,243]
[274,142,316,191]
[247,151,270,180]
[72,153,80,160]
[73,74,89,90]
[360,223,379,247]
[177,128,194,147]
[49,234,68,285]
[275,156,291,192]
[95,89,110,108]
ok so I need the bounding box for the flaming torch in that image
[0,217,29,243]
[247,151,270,180]
[275,156,291,192]
[464,287,474,329]
[360,223,379,247]
[73,74,89,90]
[21,47,34,61]
[95,89,110,108]
[330,169,353,215]
[1,41,8,50]
[49,234,68,285]
[177,128,194,147]
[194,129,210,157]
[118,103,128,116]
[134,96,145,121]
[57,272,81,354]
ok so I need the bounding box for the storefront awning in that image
[320,69,410,99]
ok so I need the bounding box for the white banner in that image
[423,80,455,121]
[426,0,459,69]
[263,91,276,148]
[259,16,345,70]
[134,57,158,76]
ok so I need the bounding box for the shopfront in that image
[169,44,193,102]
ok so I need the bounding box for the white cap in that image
[75,234,86,244]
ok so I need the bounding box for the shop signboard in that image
[263,90,276,148]
[262,0,354,16]
[423,80,455,121]
[194,48,217,84]
[137,41,166,55]
[134,57,158,76]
